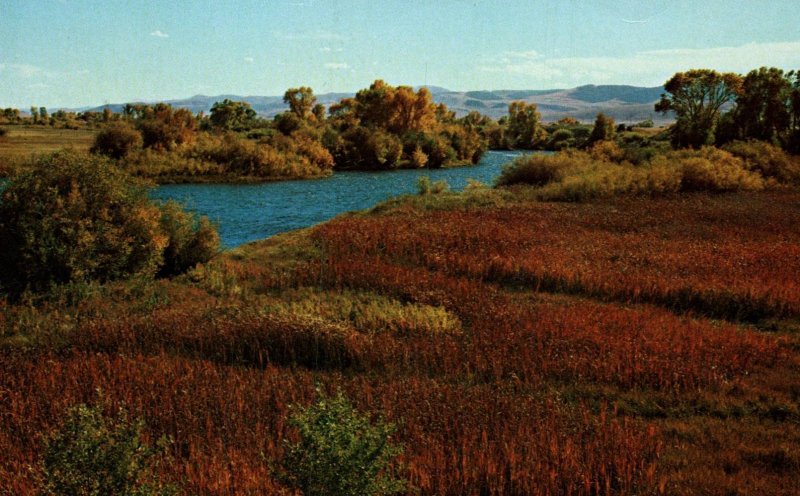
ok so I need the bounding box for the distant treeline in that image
[3,66,798,182]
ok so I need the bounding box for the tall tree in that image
[284,87,317,119]
[506,101,547,149]
[312,103,327,122]
[733,67,791,144]
[588,113,616,144]
[655,69,742,148]
[786,70,800,153]
[387,86,436,133]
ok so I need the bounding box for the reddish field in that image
[1,190,799,495]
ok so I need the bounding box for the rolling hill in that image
[84,84,670,124]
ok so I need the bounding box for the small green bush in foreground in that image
[40,402,177,496]
[276,390,406,496]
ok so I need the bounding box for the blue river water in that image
[151,150,530,248]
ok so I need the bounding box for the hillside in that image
[84,84,669,124]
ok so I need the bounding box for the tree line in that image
[656,67,800,151]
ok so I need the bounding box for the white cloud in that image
[479,41,800,86]
[273,29,344,41]
[324,62,349,70]
[319,47,332,53]
[28,83,49,89]
[150,30,169,38]
[244,57,254,63]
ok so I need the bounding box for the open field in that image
[1,189,799,494]
[0,126,95,173]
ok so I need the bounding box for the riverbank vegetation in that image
[1,81,488,183]
[0,150,218,298]
[496,139,800,200]
[3,66,797,185]
[1,184,798,494]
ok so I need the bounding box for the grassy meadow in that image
[0,126,95,170]
[1,183,799,494]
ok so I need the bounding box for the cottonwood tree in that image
[209,99,257,131]
[655,69,742,148]
[588,112,616,144]
[284,87,317,119]
[732,67,792,144]
[506,101,547,149]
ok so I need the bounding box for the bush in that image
[496,153,569,187]
[677,157,764,192]
[0,127,7,138]
[723,140,800,184]
[417,176,449,195]
[667,147,766,192]
[0,151,217,296]
[40,402,177,496]
[276,390,406,496]
[548,128,574,150]
[410,146,428,168]
[157,201,220,277]
[91,123,142,159]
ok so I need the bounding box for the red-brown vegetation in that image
[1,190,799,494]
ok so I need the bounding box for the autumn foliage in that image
[1,189,799,494]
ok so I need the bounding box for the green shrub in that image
[0,151,218,296]
[157,201,220,277]
[417,176,449,195]
[91,123,142,159]
[0,152,166,295]
[417,175,432,195]
[548,128,575,150]
[588,112,616,144]
[40,402,177,496]
[276,390,406,496]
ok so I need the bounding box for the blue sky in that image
[1,0,799,108]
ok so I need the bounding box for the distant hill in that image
[84,84,671,125]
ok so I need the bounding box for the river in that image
[151,150,530,248]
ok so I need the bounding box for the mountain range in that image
[84,84,671,125]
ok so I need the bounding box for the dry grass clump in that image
[497,141,798,201]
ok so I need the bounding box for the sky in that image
[1,0,799,108]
